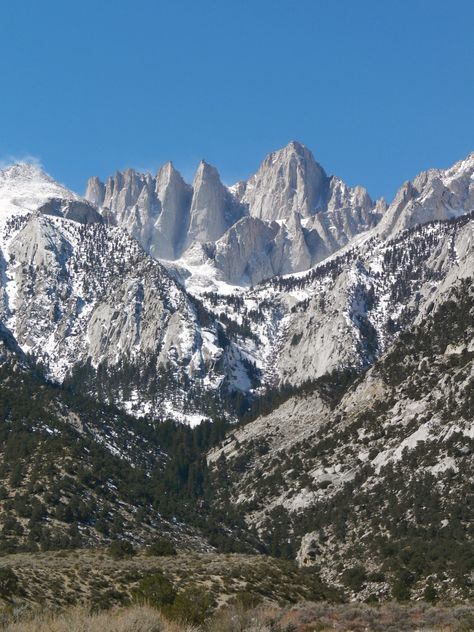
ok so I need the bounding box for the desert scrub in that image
[167,587,215,625]
[133,573,176,609]
[0,550,337,611]
[2,601,474,631]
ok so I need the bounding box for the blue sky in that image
[0,0,473,201]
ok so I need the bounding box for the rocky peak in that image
[156,161,183,190]
[374,197,388,215]
[95,169,157,217]
[326,177,374,213]
[192,160,223,191]
[228,180,247,201]
[242,141,328,221]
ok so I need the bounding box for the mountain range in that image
[0,142,472,600]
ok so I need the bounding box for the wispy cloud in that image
[0,153,43,169]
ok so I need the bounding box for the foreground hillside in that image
[0,549,473,631]
[0,549,334,614]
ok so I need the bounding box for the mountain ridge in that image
[85,141,383,285]
[0,146,472,426]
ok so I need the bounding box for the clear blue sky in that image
[0,0,473,201]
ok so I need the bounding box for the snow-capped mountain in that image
[0,147,472,430]
[0,163,100,239]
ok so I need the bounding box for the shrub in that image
[391,570,414,602]
[90,588,129,612]
[133,572,176,608]
[0,567,19,598]
[168,587,215,625]
[367,571,386,583]
[146,538,177,557]
[341,565,367,592]
[107,540,136,560]
[423,583,438,603]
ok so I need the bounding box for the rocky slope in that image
[194,206,473,396]
[207,275,474,600]
[377,151,474,239]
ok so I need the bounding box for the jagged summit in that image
[81,145,473,286]
[192,160,222,186]
[84,142,384,282]
[265,139,316,161]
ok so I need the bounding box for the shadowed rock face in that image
[185,160,244,248]
[152,162,192,259]
[37,198,103,224]
[212,217,279,285]
[212,211,314,286]
[84,176,105,207]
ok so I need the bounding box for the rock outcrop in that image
[37,198,103,224]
